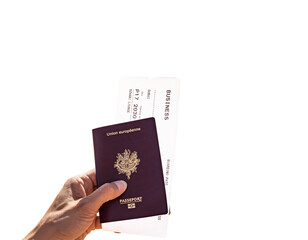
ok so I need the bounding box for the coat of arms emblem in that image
[114,149,140,180]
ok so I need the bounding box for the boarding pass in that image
[102,77,180,237]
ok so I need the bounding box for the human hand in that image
[24,169,127,240]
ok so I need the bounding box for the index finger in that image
[83,169,97,187]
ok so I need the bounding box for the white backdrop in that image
[1,1,308,240]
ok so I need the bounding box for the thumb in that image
[80,180,127,212]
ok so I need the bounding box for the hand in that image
[24,169,127,240]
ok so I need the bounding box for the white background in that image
[0,1,308,240]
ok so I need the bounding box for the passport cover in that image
[92,117,168,223]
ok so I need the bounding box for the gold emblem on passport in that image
[114,149,140,180]
[127,203,136,209]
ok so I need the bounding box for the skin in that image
[24,169,127,240]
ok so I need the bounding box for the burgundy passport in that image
[92,117,168,223]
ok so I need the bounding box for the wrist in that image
[24,219,57,240]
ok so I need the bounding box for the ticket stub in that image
[102,77,180,237]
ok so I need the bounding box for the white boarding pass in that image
[102,77,180,236]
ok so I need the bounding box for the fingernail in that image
[114,180,127,191]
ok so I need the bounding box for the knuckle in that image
[103,183,118,197]
[64,177,75,186]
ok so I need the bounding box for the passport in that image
[92,117,168,223]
